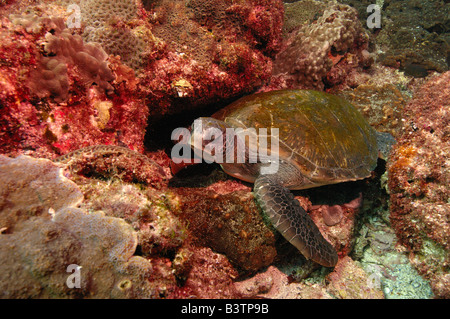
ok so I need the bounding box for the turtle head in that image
[375,131,396,160]
[189,117,231,163]
[189,117,262,183]
[170,117,232,174]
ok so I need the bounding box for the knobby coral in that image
[10,14,115,102]
[272,3,370,90]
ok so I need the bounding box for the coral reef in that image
[282,0,328,35]
[0,0,285,157]
[0,154,251,298]
[32,0,146,72]
[234,265,333,299]
[307,192,362,258]
[77,178,188,258]
[73,0,138,28]
[271,3,371,90]
[388,71,450,298]
[177,247,241,298]
[84,26,149,72]
[38,19,114,99]
[58,0,150,72]
[338,83,408,138]
[10,14,115,102]
[1,0,447,300]
[234,256,385,299]
[0,155,83,234]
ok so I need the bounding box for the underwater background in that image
[0,0,448,299]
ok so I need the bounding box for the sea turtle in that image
[175,89,395,267]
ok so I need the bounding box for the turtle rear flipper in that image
[254,174,338,267]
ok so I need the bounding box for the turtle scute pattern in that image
[215,90,378,186]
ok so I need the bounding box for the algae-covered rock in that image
[174,187,277,272]
[0,155,83,233]
[326,256,384,299]
[388,71,450,298]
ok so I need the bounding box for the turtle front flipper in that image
[254,175,338,267]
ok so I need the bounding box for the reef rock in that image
[143,0,285,116]
[326,256,384,299]
[177,247,241,298]
[388,71,450,298]
[340,0,449,75]
[173,186,277,273]
[234,256,385,299]
[234,265,333,299]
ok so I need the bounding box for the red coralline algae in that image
[142,0,284,116]
[388,71,449,298]
[54,145,168,187]
[0,17,45,155]
[302,192,362,259]
[0,14,148,158]
[226,0,284,57]
[173,186,277,273]
[173,247,240,298]
[1,0,285,157]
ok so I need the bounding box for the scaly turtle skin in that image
[186,89,395,267]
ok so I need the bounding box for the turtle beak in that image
[170,118,206,175]
[170,160,185,175]
[170,136,198,175]
[170,157,196,175]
